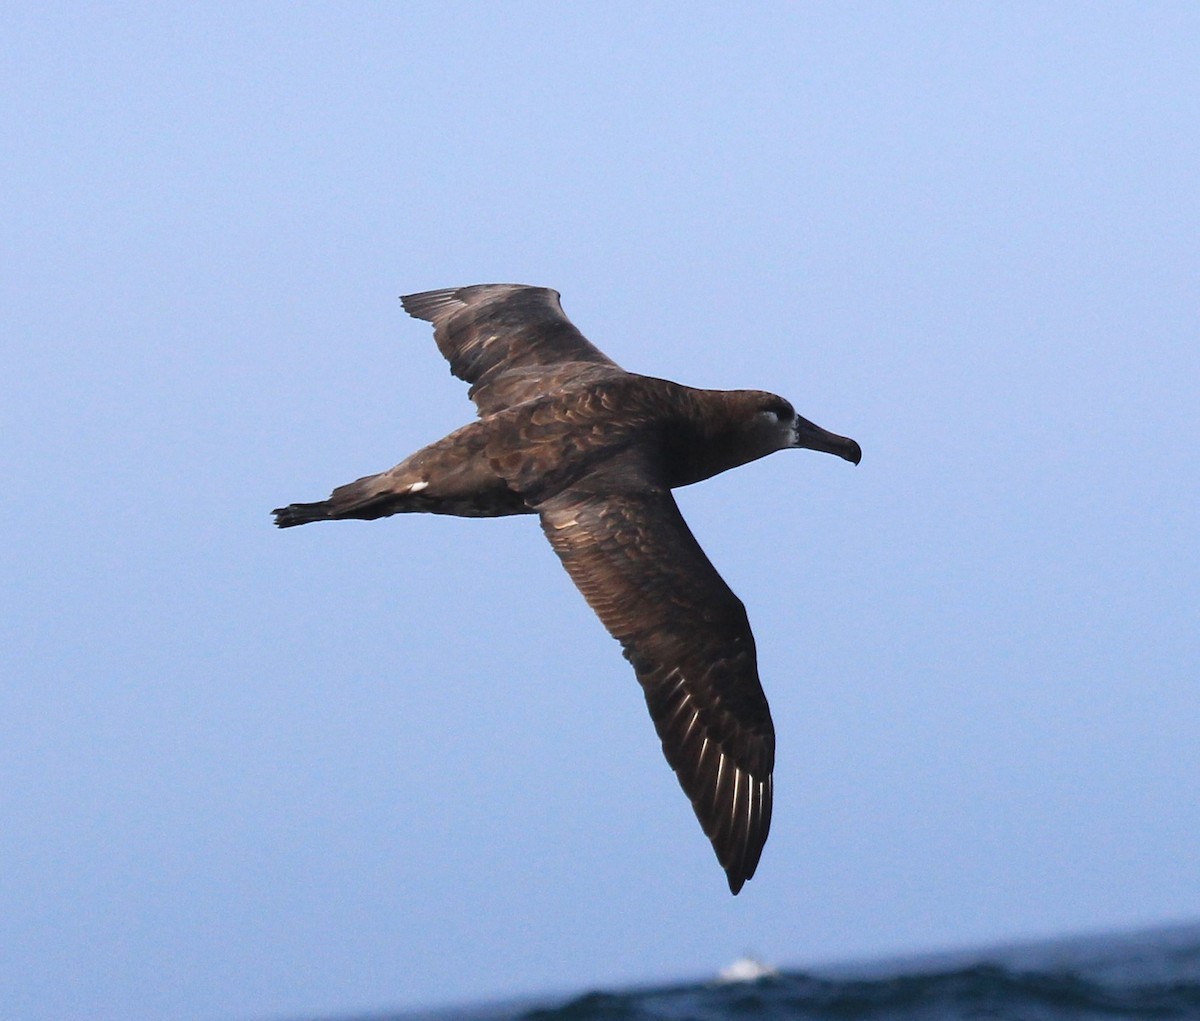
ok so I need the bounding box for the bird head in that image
[747,393,861,465]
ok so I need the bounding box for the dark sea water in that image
[383,922,1200,1021]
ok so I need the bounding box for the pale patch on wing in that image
[680,708,702,746]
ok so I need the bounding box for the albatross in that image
[273,284,861,893]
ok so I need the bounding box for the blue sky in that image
[3,4,1198,1020]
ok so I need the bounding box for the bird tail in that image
[272,473,404,528]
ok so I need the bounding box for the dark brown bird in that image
[273,284,860,893]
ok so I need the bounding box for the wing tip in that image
[711,770,772,895]
[400,287,463,322]
[721,836,764,895]
[400,284,565,325]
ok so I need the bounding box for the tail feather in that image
[272,500,334,527]
[272,474,404,528]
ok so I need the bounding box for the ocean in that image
[381,922,1200,1021]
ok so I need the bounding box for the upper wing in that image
[400,284,623,415]
[537,484,775,893]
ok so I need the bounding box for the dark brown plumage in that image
[273,284,861,894]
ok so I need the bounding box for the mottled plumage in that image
[273,284,861,893]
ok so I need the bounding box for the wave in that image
[512,926,1200,1021]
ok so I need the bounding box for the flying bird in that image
[273,284,860,893]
